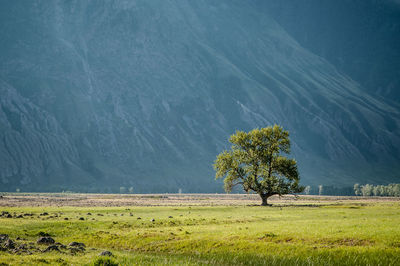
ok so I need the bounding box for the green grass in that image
[1,202,400,265]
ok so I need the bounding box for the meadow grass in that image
[1,200,400,265]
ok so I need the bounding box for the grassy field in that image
[0,194,400,265]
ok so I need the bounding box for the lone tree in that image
[214,125,304,206]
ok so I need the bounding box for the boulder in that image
[38,232,51,237]
[0,234,9,242]
[43,245,60,252]
[4,239,15,250]
[99,250,113,256]
[37,237,55,245]
[69,242,85,247]
[68,242,86,251]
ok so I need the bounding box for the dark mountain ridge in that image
[0,0,399,192]
[261,0,400,102]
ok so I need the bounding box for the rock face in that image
[0,0,399,192]
[261,0,400,102]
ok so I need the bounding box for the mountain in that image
[0,0,399,192]
[262,0,400,103]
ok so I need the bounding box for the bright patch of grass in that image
[1,201,400,265]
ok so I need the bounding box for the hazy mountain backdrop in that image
[1,0,399,192]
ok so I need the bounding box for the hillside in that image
[262,0,400,102]
[0,0,399,192]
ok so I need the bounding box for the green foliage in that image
[92,257,118,266]
[214,125,304,205]
[354,183,361,196]
[119,187,126,194]
[361,184,374,196]
[318,185,324,196]
[355,183,400,197]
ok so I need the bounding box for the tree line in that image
[302,184,400,196]
[353,183,400,197]
[303,185,354,196]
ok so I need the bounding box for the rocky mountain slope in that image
[262,0,400,102]
[0,0,399,192]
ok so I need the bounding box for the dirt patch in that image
[0,194,398,207]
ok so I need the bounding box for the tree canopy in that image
[214,125,304,205]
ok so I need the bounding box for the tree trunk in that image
[260,194,270,206]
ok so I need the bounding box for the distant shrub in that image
[354,183,361,196]
[318,185,324,195]
[373,186,381,196]
[92,257,118,266]
[361,184,373,196]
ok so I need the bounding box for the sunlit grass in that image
[1,202,400,265]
